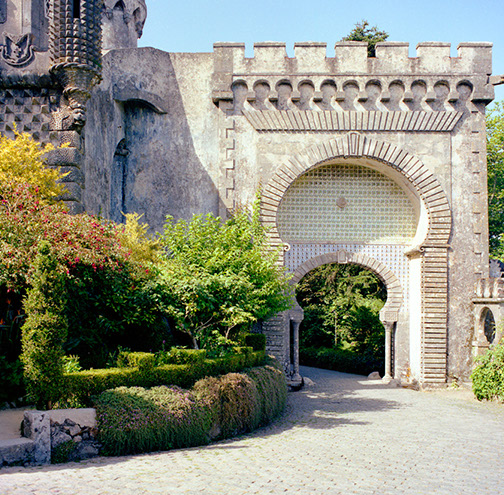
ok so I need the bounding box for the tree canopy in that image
[487,101,504,259]
[341,20,389,57]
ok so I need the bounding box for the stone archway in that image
[290,251,403,382]
[261,133,452,385]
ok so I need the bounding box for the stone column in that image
[291,320,302,382]
[383,322,394,382]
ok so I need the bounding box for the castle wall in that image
[0,0,498,385]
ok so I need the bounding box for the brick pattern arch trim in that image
[290,251,403,323]
[261,132,451,251]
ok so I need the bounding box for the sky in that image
[138,0,504,102]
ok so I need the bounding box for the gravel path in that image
[1,366,503,494]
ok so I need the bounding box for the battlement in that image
[212,41,494,111]
[213,41,493,75]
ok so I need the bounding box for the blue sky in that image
[139,0,504,102]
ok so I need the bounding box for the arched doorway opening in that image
[295,262,387,377]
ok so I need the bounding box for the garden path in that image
[1,366,503,494]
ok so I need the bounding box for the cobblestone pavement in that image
[1,366,503,495]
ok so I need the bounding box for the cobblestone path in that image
[1,366,503,494]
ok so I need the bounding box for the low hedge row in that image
[95,359,287,456]
[300,346,384,376]
[59,351,266,407]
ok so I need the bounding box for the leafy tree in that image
[341,20,389,57]
[296,264,386,357]
[156,199,293,350]
[0,130,67,203]
[486,101,504,258]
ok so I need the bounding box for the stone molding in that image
[243,110,463,133]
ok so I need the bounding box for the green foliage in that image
[194,373,260,438]
[244,333,267,351]
[155,348,207,365]
[116,351,156,370]
[156,197,292,349]
[21,242,68,408]
[471,339,504,401]
[0,179,165,369]
[296,263,386,357]
[59,351,266,406]
[300,346,384,376]
[51,440,77,464]
[62,355,82,374]
[341,20,389,57]
[0,356,24,405]
[95,362,287,457]
[487,101,504,258]
[0,130,67,203]
[96,385,213,456]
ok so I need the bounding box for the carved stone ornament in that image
[336,197,348,209]
[2,33,34,67]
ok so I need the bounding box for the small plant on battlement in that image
[341,20,389,57]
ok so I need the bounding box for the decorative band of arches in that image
[290,251,402,323]
[261,133,452,249]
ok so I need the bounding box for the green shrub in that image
[62,355,82,374]
[96,385,213,456]
[300,346,384,376]
[471,340,504,401]
[21,242,68,409]
[194,373,260,438]
[116,352,156,370]
[95,361,287,456]
[60,351,266,406]
[232,346,254,356]
[244,333,267,352]
[245,364,287,425]
[156,348,207,365]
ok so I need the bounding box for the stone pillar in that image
[291,320,302,383]
[383,322,394,382]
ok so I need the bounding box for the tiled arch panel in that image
[261,133,451,250]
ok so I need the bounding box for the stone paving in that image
[1,366,503,495]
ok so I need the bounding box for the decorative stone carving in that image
[2,33,35,66]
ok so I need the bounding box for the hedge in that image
[95,359,287,456]
[300,346,384,376]
[58,351,266,407]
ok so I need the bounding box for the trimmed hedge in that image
[300,346,384,376]
[59,351,266,407]
[95,360,287,456]
[471,340,504,401]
